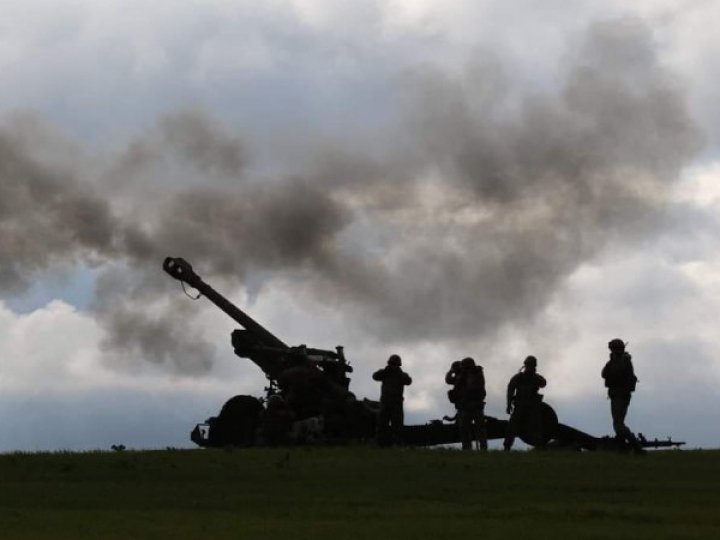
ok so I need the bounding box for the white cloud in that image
[675,162,720,206]
[0,297,270,451]
[0,300,100,390]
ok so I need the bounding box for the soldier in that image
[602,339,644,453]
[451,357,488,451]
[503,355,547,451]
[372,354,412,446]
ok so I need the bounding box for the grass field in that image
[0,447,718,539]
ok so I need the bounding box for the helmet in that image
[460,357,476,368]
[524,355,537,368]
[387,354,402,367]
[608,339,625,352]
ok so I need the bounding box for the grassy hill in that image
[1,447,718,539]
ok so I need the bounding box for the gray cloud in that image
[0,17,705,375]
[320,18,702,341]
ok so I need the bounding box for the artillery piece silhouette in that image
[163,257,684,451]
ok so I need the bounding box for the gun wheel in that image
[518,402,559,448]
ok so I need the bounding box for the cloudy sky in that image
[1,0,719,451]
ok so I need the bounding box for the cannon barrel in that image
[163,257,287,350]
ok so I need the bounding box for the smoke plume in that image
[0,18,702,374]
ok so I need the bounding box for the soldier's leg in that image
[458,409,472,450]
[615,395,643,451]
[611,395,632,439]
[376,405,390,446]
[610,394,642,451]
[390,404,404,445]
[476,405,488,451]
[503,409,519,451]
[528,404,545,449]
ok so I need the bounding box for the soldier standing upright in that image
[602,339,643,453]
[503,356,547,451]
[451,357,488,451]
[373,354,412,446]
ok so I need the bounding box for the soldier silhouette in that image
[503,355,546,451]
[448,357,487,451]
[602,339,644,454]
[372,354,412,446]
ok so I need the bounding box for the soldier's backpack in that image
[603,353,638,392]
[460,366,486,403]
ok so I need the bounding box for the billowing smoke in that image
[0,111,349,374]
[0,18,702,374]
[328,18,702,341]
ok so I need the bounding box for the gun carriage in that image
[163,257,683,451]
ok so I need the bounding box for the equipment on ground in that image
[163,257,684,452]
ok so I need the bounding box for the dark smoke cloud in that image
[94,273,217,376]
[324,18,702,341]
[106,110,248,186]
[0,18,702,373]
[0,122,118,291]
[0,111,349,374]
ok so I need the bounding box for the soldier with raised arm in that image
[602,339,644,454]
[373,354,412,446]
[503,356,546,451]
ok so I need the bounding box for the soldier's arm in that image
[372,369,385,381]
[537,374,547,388]
[403,373,412,385]
[445,370,457,385]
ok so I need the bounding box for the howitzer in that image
[164,257,684,451]
[164,257,372,446]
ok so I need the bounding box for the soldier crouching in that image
[504,355,546,451]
